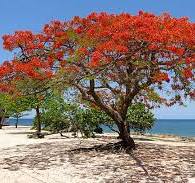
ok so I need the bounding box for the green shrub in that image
[127,103,155,134]
[72,108,107,137]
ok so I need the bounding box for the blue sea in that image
[7,118,195,137]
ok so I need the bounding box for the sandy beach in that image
[0,126,195,183]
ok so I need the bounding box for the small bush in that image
[127,103,155,134]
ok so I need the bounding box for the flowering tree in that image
[0,31,53,136]
[1,12,195,148]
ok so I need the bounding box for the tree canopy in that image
[0,11,194,148]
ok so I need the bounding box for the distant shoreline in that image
[2,125,195,142]
[5,118,195,137]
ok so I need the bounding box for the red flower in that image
[182,68,193,78]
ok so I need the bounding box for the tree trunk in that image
[127,123,130,133]
[35,105,41,133]
[15,116,19,128]
[117,122,135,149]
[33,105,45,138]
[0,117,4,129]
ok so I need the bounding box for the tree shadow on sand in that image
[0,141,147,173]
[0,140,195,182]
[68,141,149,175]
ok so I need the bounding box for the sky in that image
[0,0,194,119]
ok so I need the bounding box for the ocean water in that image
[150,119,195,137]
[7,118,195,137]
[7,118,33,126]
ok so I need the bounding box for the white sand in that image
[0,126,36,148]
[0,126,69,149]
[0,126,195,183]
[0,126,90,183]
